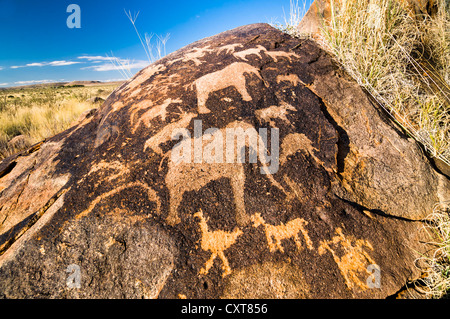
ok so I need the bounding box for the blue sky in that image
[0,0,311,87]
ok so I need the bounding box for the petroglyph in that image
[164,121,286,226]
[255,101,296,127]
[168,46,213,66]
[166,159,245,226]
[98,101,125,127]
[265,50,300,63]
[280,133,324,167]
[194,209,242,277]
[192,62,263,114]
[233,45,267,61]
[251,213,313,253]
[132,98,183,133]
[144,112,196,155]
[128,73,182,101]
[217,43,243,54]
[76,181,161,219]
[125,64,166,91]
[276,74,302,86]
[158,73,183,90]
[94,124,120,148]
[129,100,153,128]
[87,160,130,182]
[318,227,376,291]
[108,101,125,115]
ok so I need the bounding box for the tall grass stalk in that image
[270,0,309,38]
[109,10,170,80]
[415,203,450,298]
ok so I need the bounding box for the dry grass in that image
[414,203,450,298]
[317,0,450,165]
[0,84,119,160]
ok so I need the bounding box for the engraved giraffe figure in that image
[251,213,313,252]
[194,209,243,277]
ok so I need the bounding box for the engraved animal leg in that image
[274,235,285,253]
[294,234,303,250]
[200,252,217,275]
[230,166,249,226]
[218,251,231,277]
[237,77,252,101]
[300,223,314,250]
[266,232,275,252]
[197,90,211,114]
[166,188,183,225]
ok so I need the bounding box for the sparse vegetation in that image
[321,0,450,164]
[270,0,307,38]
[414,203,450,298]
[0,83,119,160]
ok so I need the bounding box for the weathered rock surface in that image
[0,23,448,298]
[297,0,332,37]
[7,135,29,150]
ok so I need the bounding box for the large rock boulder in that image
[0,23,448,298]
[297,0,332,37]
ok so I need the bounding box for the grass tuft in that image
[317,0,450,166]
[270,0,309,38]
[415,203,450,298]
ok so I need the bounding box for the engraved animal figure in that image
[276,74,302,86]
[255,101,297,128]
[192,62,263,114]
[318,227,376,290]
[194,209,242,277]
[251,213,313,252]
[166,159,245,226]
[132,98,183,133]
[168,46,213,66]
[77,181,161,219]
[164,121,286,226]
[217,43,243,54]
[144,112,196,155]
[124,63,166,91]
[233,45,267,61]
[265,50,300,63]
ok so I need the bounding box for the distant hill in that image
[0,80,125,90]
